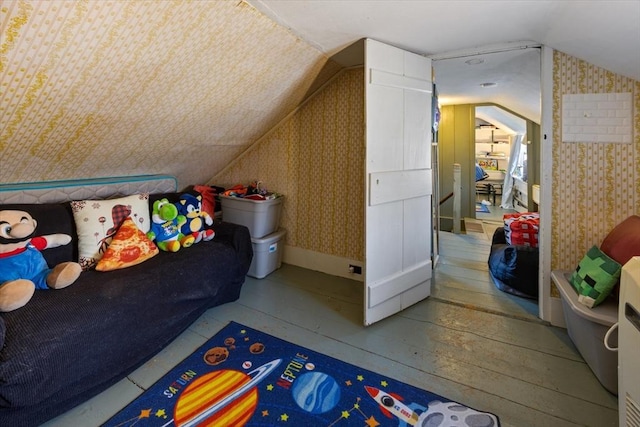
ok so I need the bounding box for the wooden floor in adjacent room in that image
[43,231,618,427]
[434,227,540,322]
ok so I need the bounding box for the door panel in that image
[404,90,431,169]
[403,195,432,269]
[368,169,431,206]
[368,262,431,307]
[366,83,403,170]
[365,201,403,282]
[364,39,433,325]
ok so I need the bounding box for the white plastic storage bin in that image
[248,229,286,279]
[551,270,618,395]
[219,195,283,238]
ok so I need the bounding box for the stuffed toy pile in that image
[147,198,196,252]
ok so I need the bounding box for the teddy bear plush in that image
[147,198,195,252]
[0,209,82,312]
[176,193,215,244]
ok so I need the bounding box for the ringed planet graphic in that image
[170,358,282,427]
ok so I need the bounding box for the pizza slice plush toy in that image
[96,216,159,272]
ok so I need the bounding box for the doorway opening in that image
[474,105,527,228]
[431,45,541,320]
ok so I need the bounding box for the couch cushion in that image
[0,317,5,353]
[0,203,76,266]
[600,215,640,267]
[70,194,151,270]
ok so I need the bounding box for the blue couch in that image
[0,193,252,426]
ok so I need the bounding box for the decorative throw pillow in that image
[600,215,640,266]
[569,245,622,308]
[504,212,540,247]
[193,185,216,217]
[96,217,158,272]
[70,194,150,270]
[600,215,640,298]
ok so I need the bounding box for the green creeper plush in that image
[146,199,195,252]
[569,245,621,308]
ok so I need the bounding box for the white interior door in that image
[364,39,433,325]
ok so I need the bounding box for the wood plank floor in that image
[434,229,540,322]
[43,232,618,427]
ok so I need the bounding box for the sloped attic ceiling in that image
[249,0,640,125]
[1,0,328,188]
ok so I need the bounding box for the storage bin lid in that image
[219,194,283,204]
[552,270,618,326]
[250,229,286,244]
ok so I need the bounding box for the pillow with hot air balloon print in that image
[70,194,150,270]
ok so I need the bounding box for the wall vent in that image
[626,393,640,427]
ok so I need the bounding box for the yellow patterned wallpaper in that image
[0,0,326,188]
[552,51,640,270]
[212,68,365,261]
[6,1,636,270]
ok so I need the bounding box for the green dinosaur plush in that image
[146,199,195,252]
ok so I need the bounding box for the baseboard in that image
[549,296,566,328]
[439,217,453,232]
[283,245,364,282]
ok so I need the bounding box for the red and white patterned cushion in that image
[504,212,540,248]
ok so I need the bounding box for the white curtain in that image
[500,134,524,209]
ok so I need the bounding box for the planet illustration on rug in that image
[291,371,341,414]
[104,322,500,427]
[174,359,281,426]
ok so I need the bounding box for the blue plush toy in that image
[176,193,215,244]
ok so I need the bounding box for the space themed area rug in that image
[104,321,500,427]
